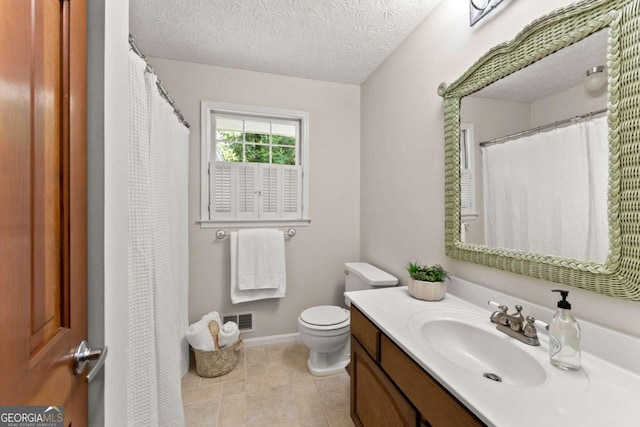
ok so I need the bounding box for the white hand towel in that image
[185,311,223,351]
[218,321,240,348]
[231,231,286,304]
[237,229,286,290]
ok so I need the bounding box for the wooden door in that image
[0,0,88,425]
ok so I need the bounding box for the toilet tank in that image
[344,262,398,293]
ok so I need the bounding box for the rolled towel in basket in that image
[202,311,222,328]
[218,321,240,348]
[186,319,214,351]
[186,311,223,351]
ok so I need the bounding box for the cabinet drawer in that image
[380,335,485,427]
[351,306,380,361]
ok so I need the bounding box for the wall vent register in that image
[222,312,254,332]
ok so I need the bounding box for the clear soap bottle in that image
[549,289,581,371]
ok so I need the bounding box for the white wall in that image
[147,58,361,337]
[462,97,531,142]
[531,83,607,127]
[360,0,640,338]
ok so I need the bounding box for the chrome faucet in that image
[488,301,540,346]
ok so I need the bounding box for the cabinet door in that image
[350,337,418,427]
[380,335,484,427]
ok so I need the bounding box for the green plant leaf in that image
[406,262,449,282]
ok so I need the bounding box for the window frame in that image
[199,101,310,227]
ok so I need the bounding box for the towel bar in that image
[216,228,296,240]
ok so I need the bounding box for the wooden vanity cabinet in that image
[350,307,485,427]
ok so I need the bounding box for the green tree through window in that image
[217,128,296,165]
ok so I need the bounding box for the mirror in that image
[438,0,640,301]
[460,29,608,263]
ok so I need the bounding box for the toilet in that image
[297,262,398,376]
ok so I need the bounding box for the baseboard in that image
[242,332,301,347]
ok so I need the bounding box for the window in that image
[460,123,478,219]
[200,101,310,226]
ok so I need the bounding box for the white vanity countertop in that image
[346,286,640,427]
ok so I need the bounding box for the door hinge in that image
[208,163,211,176]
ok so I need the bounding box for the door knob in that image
[73,340,108,382]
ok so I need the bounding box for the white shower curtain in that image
[127,51,189,427]
[482,116,608,263]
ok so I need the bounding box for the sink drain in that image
[483,372,502,382]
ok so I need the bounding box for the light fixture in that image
[470,0,490,9]
[584,65,607,91]
[470,0,504,27]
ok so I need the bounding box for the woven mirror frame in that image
[438,0,640,301]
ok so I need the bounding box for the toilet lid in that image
[300,305,349,327]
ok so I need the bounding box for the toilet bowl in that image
[298,305,351,376]
[297,263,398,376]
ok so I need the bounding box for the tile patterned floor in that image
[182,342,355,427]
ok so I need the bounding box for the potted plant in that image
[406,262,449,301]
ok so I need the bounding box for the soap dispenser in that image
[549,289,581,371]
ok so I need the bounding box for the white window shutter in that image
[235,163,259,219]
[282,166,302,218]
[211,162,301,221]
[210,162,234,219]
[460,123,476,218]
[460,169,472,210]
[260,165,281,219]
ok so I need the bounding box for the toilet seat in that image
[300,305,349,329]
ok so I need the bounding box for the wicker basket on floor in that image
[193,321,243,378]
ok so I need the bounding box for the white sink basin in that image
[409,310,547,387]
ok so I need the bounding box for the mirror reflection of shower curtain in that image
[481,116,608,263]
[127,51,189,426]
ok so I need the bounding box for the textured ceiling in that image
[129,0,443,84]
[471,29,608,103]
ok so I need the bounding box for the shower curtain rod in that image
[478,108,607,148]
[129,35,190,128]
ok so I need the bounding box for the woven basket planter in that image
[193,339,243,378]
[408,278,447,301]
